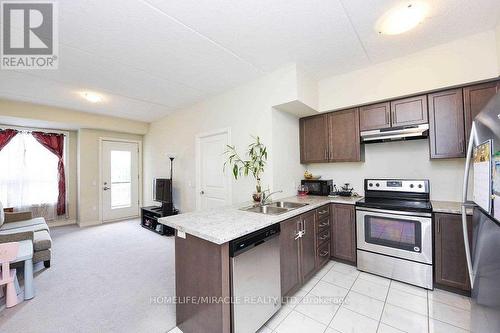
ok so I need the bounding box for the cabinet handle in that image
[318,210,328,215]
[392,110,397,123]
[459,139,465,153]
[319,221,329,228]
[302,219,306,235]
[319,250,329,257]
[294,232,302,240]
[437,219,440,233]
[385,112,389,125]
[319,234,329,240]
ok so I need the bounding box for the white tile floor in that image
[264,261,471,333]
[169,260,472,333]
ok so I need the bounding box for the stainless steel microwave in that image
[301,179,333,196]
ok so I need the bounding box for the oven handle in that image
[461,124,477,289]
[355,206,432,218]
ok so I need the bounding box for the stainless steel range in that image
[356,179,433,289]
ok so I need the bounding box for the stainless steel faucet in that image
[260,189,283,206]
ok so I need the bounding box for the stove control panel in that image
[365,179,428,193]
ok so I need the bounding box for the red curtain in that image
[0,129,18,151]
[32,131,66,216]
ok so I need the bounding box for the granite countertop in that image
[158,195,362,245]
[431,200,473,215]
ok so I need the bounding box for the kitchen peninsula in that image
[159,195,361,333]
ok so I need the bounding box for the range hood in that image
[361,124,429,143]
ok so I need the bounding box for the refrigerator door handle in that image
[461,123,477,288]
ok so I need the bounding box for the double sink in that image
[242,201,309,215]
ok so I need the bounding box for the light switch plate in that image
[177,231,186,239]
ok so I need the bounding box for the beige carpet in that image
[0,219,177,333]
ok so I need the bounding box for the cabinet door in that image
[327,108,361,162]
[434,213,472,291]
[300,211,317,281]
[331,204,356,264]
[390,95,428,127]
[300,115,329,163]
[463,81,499,145]
[359,102,391,131]
[280,217,301,296]
[428,89,465,159]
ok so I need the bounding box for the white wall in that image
[144,66,302,212]
[496,25,500,72]
[272,109,305,197]
[319,31,499,111]
[305,140,466,201]
[312,30,499,202]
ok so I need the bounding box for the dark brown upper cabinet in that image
[428,88,465,159]
[300,114,329,163]
[327,108,361,162]
[434,213,473,292]
[359,95,427,132]
[463,81,499,145]
[359,102,391,131]
[390,95,428,127]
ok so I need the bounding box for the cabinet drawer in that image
[317,217,330,231]
[317,242,330,267]
[315,205,330,220]
[317,228,331,246]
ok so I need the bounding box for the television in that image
[153,178,172,204]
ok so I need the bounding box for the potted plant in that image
[224,136,268,202]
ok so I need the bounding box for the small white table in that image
[12,240,34,300]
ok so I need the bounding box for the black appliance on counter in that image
[301,179,333,196]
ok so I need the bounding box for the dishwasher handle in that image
[230,224,281,257]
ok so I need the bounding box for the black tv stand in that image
[141,205,179,236]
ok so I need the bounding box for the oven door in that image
[356,207,432,264]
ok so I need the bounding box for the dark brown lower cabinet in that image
[434,213,473,293]
[280,216,301,296]
[280,208,330,296]
[315,206,331,269]
[301,211,317,281]
[331,203,356,264]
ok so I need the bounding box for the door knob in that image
[200,190,205,195]
[103,186,110,191]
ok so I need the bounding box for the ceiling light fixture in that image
[376,2,429,35]
[81,91,103,103]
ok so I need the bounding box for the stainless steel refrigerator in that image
[462,91,500,333]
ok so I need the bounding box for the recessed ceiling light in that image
[376,2,429,35]
[81,91,103,103]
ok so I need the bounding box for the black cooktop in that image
[356,197,433,213]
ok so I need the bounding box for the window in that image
[0,132,63,220]
[110,150,132,208]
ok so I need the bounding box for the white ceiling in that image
[0,0,498,122]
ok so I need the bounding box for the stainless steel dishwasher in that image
[230,224,281,333]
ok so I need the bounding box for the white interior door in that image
[197,130,231,210]
[102,140,139,221]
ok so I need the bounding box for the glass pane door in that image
[110,150,131,209]
[364,215,422,252]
